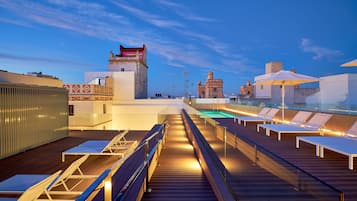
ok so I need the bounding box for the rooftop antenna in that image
[183,70,188,98]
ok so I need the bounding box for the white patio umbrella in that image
[255,70,319,121]
[341,59,357,67]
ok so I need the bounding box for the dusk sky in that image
[0,0,356,97]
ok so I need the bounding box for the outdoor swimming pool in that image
[199,110,235,118]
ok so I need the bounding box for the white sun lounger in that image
[256,113,332,141]
[346,120,357,138]
[234,107,270,123]
[0,170,62,201]
[257,111,312,132]
[296,121,357,170]
[62,131,137,162]
[296,136,357,170]
[236,108,279,127]
[0,155,97,197]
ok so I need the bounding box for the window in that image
[260,85,264,90]
[213,87,217,92]
[68,105,74,116]
[103,104,107,114]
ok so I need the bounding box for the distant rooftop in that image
[26,71,59,79]
[109,44,147,64]
[0,70,63,88]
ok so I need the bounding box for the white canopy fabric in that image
[341,59,357,67]
[255,70,319,121]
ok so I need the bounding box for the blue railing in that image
[76,169,111,201]
[112,123,166,201]
[80,123,166,201]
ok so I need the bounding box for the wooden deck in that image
[0,130,147,198]
[215,118,357,201]
[191,116,316,201]
[142,115,217,201]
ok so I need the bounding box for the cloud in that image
[111,1,183,28]
[0,17,33,28]
[300,38,342,60]
[0,0,257,76]
[0,52,99,68]
[0,0,131,40]
[155,0,216,22]
[112,1,240,60]
[221,59,260,74]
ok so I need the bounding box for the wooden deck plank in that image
[142,115,217,201]
[0,130,147,199]
[215,117,357,201]
[192,116,317,201]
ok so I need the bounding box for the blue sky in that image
[0,0,356,97]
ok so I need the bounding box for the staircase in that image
[141,115,217,201]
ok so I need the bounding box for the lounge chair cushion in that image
[0,175,49,192]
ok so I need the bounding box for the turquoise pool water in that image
[199,110,235,118]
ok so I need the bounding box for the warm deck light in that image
[320,128,344,136]
[223,108,257,116]
[104,180,112,201]
[224,107,347,136]
[176,158,202,172]
[192,160,202,170]
[37,114,46,118]
[174,143,193,150]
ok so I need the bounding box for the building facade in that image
[254,62,318,104]
[254,62,285,100]
[108,44,148,99]
[0,71,68,159]
[65,44,149,129]
[239,80,254,98]
[306,73,357,107]
[64,76,113,130]
[197,71,224,98]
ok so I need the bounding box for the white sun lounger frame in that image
[296,136,357,170]
[62,130,136,162]
[0,170,62,201]
[257,111,312,132]
[234,107,270,123]
[236,108,279,127]
[257,113,331,141]
[0,155,98,198]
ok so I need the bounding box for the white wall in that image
[84,72,113,83]
[69,100,112,128]
[348,74,357,103]
[255,84,272,99]
[195,98,229,104]
[112,99,195,130]
[112,72,135,101]
[109,61,137,72]
[108,61,148,99]
[306,74,357,104]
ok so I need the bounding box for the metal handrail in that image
[114,123,166,201]
[76,169,111,201]
[138,123,166,146]
[217,119,344,201]
[182,110,238,201]
[115,161,147,201]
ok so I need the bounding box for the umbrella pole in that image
[282,85,285,122]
